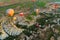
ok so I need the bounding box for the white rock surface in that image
[1,20,24,36]
[0,26,8,40]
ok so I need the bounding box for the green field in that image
[0,0,31,2]
[0,0,60,2]
[0,0,11,2]
[0,0,60,15]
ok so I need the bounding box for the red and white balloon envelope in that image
[19,12,24,17]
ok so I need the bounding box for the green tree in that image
[36,18,46,26]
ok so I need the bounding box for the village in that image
[0,0,60,40]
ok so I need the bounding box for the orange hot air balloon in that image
[6,9,14,16]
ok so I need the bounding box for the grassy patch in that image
[0,0,10,2]
[26,15,33,21]
[31,12,37,16]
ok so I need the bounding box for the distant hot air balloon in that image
[53,4,58,9]
[19,12,24,16]
[6,9,14,16]
[13,17,17,21]
[35,9,40,15]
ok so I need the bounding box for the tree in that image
[37,18,46,26]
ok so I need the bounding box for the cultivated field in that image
[0,0,31,6]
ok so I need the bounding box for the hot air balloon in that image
[35,9,40,15]
[53,4,58,9]
[19,12,24,17]
[13,17,17,21]
[6,9,14,16]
